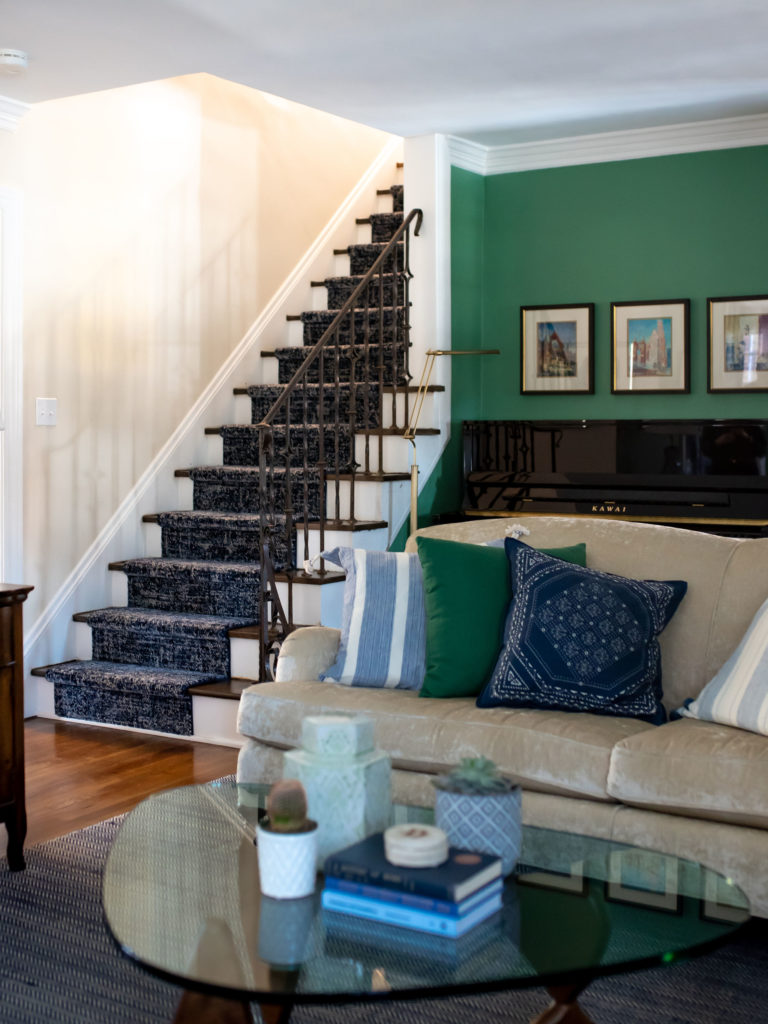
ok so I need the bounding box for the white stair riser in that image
[275,578,344,628]
[325,478,409,521]
[354,433,412,474]
[191,695,243,745]
[296,526,389,566]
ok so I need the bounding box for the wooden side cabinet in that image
[0,584,33,870]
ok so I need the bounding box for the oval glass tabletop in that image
[102,780,749,1011]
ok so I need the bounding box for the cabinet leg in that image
[5,815,26,871]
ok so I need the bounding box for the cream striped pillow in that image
[678,598,768,734]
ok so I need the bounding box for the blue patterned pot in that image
[434,787,522,876]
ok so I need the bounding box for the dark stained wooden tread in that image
[298,519,388,531]
[325,471,410,482]
[187,678,254,700]
[273,569,345,584]
[142,513,160,523]
[366,426,440,436]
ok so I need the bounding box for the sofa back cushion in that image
[407,517,768,710]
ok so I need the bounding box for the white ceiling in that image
[3,0,768,144]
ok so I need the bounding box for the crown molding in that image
[448,112,768,176]
[0,94,29,133]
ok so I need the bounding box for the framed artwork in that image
[700,870,750,924]
[708,294,768,393]
[611,299,689,394]
[520,303,594,394]
[605,850,682,914]
[516,860,587,895]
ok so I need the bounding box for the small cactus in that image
[265,778,312,833]
[432,757,514,795]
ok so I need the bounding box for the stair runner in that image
[46,184,406,736]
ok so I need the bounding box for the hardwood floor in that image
[21,717,240,846]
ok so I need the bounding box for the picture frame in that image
[605,850,682,914]
[520,303,594,394]
[708,294,768,393]
[611,299,689,394]
[700,870,750,925]
[515,860,587,895]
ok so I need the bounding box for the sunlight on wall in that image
[3,74,393,627]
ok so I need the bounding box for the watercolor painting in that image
[627,317,672,377]
[536,321,577,377]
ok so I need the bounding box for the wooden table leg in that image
[171,990,254,1024]
[530,984,595,1024]
[170,990,294,1024]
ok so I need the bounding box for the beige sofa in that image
[237,516,768,917]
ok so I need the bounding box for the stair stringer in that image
[23,137,404,716]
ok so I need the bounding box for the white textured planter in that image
[257,822,318,899]
[434,787,523,876]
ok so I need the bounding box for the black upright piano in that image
[462,419,768,537]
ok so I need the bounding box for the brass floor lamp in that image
[403,349,500,536]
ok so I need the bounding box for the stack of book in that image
[321,832,503,938]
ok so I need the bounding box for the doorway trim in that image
[0,186,24,583]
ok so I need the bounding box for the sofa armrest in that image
[274,626,341,682]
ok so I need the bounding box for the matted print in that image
[611,299,689,394]
[521,304,594,394]
[605,850,682,914]
[708,295,768,392]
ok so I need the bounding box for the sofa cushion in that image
[416,536,587,700]
[607,718,768,829]
[237,679,654,802]
[319,547,425,690]
[477,539,687,722]
[406,517,747,711]
[676,597,768,736]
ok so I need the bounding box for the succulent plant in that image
[265,778,313,833]
[432,757,515,795]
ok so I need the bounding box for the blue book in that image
[323,832,502,902]
[320,887,503,937]
[323,875,503,916]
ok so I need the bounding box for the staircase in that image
[35,177,434,741]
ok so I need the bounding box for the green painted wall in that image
[480,144,768,419]
[395,144,768,544]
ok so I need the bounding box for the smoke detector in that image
[0,50,28,74]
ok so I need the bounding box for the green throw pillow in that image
[416,536,587,699]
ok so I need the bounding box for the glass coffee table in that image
[102,780,749,1024]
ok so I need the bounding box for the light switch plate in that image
[35,397,57,426]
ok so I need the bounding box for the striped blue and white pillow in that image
[320,547,426,689]
[677,597,768,735]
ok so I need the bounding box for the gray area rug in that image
[0,817,765,1024]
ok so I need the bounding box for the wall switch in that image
[35,397,57,426]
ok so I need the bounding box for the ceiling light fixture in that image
[0,50,28,74]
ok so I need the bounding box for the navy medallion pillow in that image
[476,539,687,722]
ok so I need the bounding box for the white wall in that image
[0,74,399,702]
